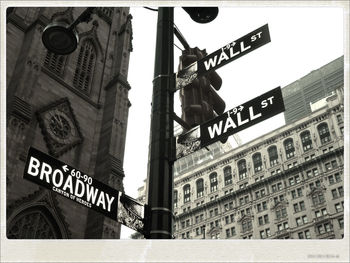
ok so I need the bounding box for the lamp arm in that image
[68,7,95,30]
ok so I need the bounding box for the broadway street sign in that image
[176,87,285,159]
[24,147,119,219]
[176,24,271,90]
[23,147,146,234]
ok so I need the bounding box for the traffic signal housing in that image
[179,47,226,129]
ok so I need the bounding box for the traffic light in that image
[179,47,225,129]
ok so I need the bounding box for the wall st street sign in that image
[176,24,271,90]
[176,87,285,159]
[23,147,146,234]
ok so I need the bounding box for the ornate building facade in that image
[6,7,133,239]
[172,87,344,239]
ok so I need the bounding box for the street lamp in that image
[42,7,94,55]
[182,7,218,23]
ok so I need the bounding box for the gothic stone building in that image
[6,7,133,239]
[172,88,344,239]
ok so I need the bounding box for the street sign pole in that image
[145,7,174,239]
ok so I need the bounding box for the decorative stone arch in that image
[207,226,221,239]
[7,189,71,239]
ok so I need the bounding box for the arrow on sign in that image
[62,165,69,173]
[175,24,271,91]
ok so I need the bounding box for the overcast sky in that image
[121,3,344,238]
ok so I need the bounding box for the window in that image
[317,223,332,234]
[336,114,343,123]
[223,166,232,185]
[312,192,325,205]
[209,172,218,192]
[296,217,302,226]
[335,173,341,182]
[258,214,269,225]
[268,146,279,166]
[44,51,66,76]
[253,153,263,173]
[302,215,308,224]
[289,177,295,186]
[196,227,201,236]
[278,221,289,231]
[260,228,271,239]
[215,219,219,227]
[186,219,190,227]
[260,230,266,239]
[238,159,247,180]
[291,187,303,199]
[256,189,265,199]
[226,229,230,238]
[174,190,178,208]
[231,227,236,236]
[317,123,331,144]
[183,184,191,203]
[181,221,185,228]
[284,138,295,159]
[338,218,344,229]
[242,220,252,232]
[331,160,338,168]
[214,208,218,216]
[196,179,204,198]
[293,201,305,213]
[272,182,283,193]
[257,201,267,212]
[300,130,312,151]
[73,40,96,93]
[298,229,311,239]
[305,230,311,239]
[258,216,263,226]
[276,207,287,220]
[335,203,343,213]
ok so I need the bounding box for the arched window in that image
[73,40,96,93]
[317,123,331,144]
[183,184,191,203]
[252,153,262,173]
[173,190,178,208]
[224,166,232,186]
[209,172,218,192]
[284,138,295,159]
[44,51,66,76]
[268,146,278,167]
[238,159,247,180]
[300,130,312,151]
[196,179,204,198]
[7,206,62,239]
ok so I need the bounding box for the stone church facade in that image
[6,7,133,239]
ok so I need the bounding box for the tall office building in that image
[172,87,344,239]
[137,57,344,239]
[282,56,343,124]
[6,7,133,238]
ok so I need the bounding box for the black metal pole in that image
[146,7,174,239]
